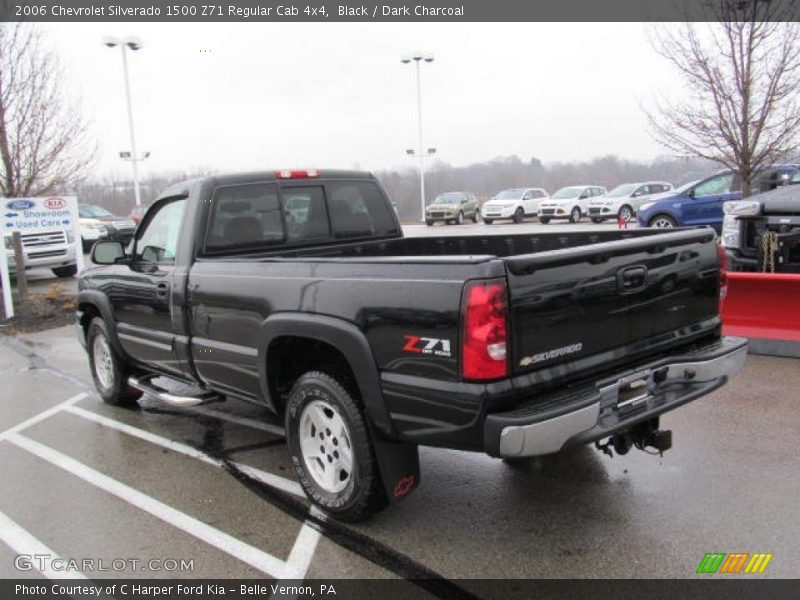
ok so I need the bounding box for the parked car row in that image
[425,181,675,226]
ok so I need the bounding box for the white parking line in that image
[8,433,296,578]
[282,522,321,580]
[65,405,303,497]
[0,393,88,443]
[0,509,88,580]
[182,405,285,436]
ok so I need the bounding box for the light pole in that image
[103,35,144,207]
[401,52,434,222]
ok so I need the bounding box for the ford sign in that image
[6,199,34,211]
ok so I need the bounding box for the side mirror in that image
[687,188,696,198]
[579,193,588,200]
[91,240,126,265]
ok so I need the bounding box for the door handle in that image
[156,282,169,298]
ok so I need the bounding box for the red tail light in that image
[718,243,728,301]
[274,169,319,179]
[461,279,509,381]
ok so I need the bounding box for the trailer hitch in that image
[595,418,672,458]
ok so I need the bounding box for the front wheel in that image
[456,211,464,225]
[425,220,433,226]
[569,207,582,224]
[472,209,480,223]
[286,371,388,521]
[87,318,142,407]
[618,205,634,222]
[513,207,524,224]
[649,214,677,228]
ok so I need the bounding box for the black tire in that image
[513,207,524,224]
[569,207,582,224]
[618,205,634,223]
[648,214,677,229]
[82,242,94,254]
[286,371,388,521]
[456,211,464,225]
[425,220,433,226]
[484,219,493,225]
[539,217,551,224]
[472,210,480,223]
[590,217,604,224]
[87,317,142,407]
[52,264,78,278]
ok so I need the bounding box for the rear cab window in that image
[203,177,397,254]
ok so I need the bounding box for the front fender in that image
[76,289,127,359]
[258,313,393,437]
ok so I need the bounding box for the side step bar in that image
[128,375,221,407]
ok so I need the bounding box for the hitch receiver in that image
[595,418,672,458]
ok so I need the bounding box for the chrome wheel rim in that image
[652,217,674,228]
[457,212,463,224]
[299,399,354,494]
[572,208,581,221]
[620,206,633,221]
[92,333,114,389]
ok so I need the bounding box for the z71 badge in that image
[403,335,452,357]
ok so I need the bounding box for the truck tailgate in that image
[504,229,721,376]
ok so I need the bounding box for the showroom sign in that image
[0,196,82,319]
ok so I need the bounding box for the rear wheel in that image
[425,220,433,226]
[472,209,480,223]
[286,371,387,521]
[618,205,634,222]
[649,214,677,229]
[539,217,551,224]
[87,318,142,407]
[569,207,582,224]
[513,207,524,224]
[52,264,78,278]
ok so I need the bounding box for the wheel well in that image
[649,213,676,226]
[78,303,101,335]
[267,336,359,413]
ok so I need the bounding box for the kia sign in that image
[0,196,82,319]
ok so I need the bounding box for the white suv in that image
[482,188,549,224]
[538,185,607,224]
[588,181,674,223]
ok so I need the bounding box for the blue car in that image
[636,171,741,232]
[637,165,800,232]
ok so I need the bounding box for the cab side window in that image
[694,173,735,197]
[135,199,186,264]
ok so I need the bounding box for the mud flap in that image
[368,423,420,503]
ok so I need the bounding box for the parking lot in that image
[1,220,798,587]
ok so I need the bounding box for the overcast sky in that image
[40,22,685,179]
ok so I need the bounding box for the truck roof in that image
[156,169,377,202]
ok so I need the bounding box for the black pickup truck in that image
[76,169,747,520]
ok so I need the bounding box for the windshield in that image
[494,189,524,200]
[606,184,639,198]
[79,205,113,218]
[551,187,583,200]
[432,193,463,205]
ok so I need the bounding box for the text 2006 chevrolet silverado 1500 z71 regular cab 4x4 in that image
[76,169,747,520]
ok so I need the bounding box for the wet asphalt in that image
[0,220,798,586]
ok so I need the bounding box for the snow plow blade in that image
[721,272,800,342]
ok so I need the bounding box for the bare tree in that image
[0,23,95,198]
[647,0,800,196]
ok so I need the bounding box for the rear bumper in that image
[484,336,748,457]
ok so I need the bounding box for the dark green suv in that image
[425,191,480,225]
